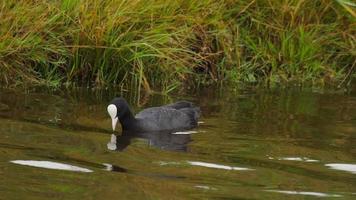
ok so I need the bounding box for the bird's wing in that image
[135,107,184,120]
[135,107,195,130]
[163,101,194,109]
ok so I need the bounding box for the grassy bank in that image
[0,0,355,91]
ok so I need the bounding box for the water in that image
[0,87,355,199]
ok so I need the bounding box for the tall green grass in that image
[0,0,355,91]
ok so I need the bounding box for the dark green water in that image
[0,87,355,199]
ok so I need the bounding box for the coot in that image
[107,97,200,132]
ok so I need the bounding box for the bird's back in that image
[135,101,200,131]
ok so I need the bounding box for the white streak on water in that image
[279,157,319,162]
[195,185,217,190]
[157,161,181,166]
[171,131,198,135]
[268,156,319,162]
[10,160,93,173]
[157,161,253,171]
[198,121,205,124]
[187,161,253,171]
[280,157,304,161]
[265,190,342,197]
[304,159,320,162]
[325,163,356,174]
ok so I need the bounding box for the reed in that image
[0,0,355,91]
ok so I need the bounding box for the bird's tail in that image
[180,107,201,125]
[165,101,193,109]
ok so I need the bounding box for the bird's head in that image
[107,97,131,131]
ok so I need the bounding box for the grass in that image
[0,0,355,92]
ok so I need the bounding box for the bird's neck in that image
[119,111,137,131]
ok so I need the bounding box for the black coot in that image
[107,97,200,132]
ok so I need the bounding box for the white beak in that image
[112,117,118,131]
[107,104,118,131]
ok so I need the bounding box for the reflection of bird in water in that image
[107,130,192,152]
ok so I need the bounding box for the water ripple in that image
[10,160,93,173]
[188,161,253,171]
[158,161,253,171]
[325,163,356,174]
[265,190,342,197]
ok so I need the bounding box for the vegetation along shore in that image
[0,0,355,91]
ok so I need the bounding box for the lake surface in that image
[0,86,355,199]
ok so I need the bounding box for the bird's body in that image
[107,98,200,132]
